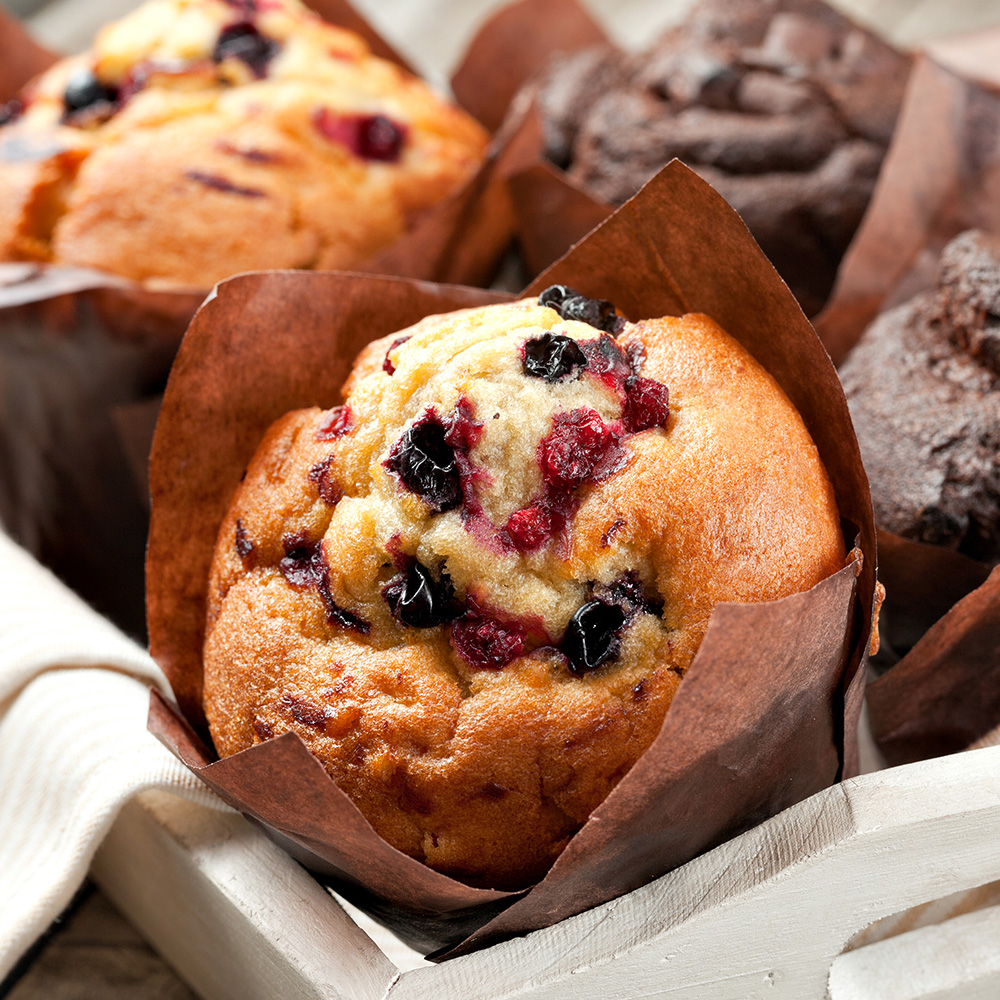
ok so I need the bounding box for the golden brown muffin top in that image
[202,293,845,887]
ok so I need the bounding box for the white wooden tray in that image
[90,736,1000,1000]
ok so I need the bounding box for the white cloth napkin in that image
[0,531,226,981]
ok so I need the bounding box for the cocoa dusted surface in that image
[537,0,911,316]
[841,230,1000,565]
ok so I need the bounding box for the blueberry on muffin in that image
[203,290,845,888]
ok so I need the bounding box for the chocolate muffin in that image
[840,230,1000,564]
[538,0,911,316]
[202,289,845,889]
[0,0,488,286]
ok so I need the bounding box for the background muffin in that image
[840,230,1000,565]
[202,289,845,889]
[537,0,911,316]
[0,0,489,286]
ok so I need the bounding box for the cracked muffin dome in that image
[538,0,910,316]
[0,0,488,285]
[203,289,846,889]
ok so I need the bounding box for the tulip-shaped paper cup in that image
[0,0,515,633]
[147,162,878,958]
[814,40,1000,766]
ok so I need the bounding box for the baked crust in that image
[0,0,487,285]
[203,296,845,888]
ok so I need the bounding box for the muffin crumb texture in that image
[538,0,910,315]
[204,293,844,888]
[0,0,487,285]
[842,230,1000,563]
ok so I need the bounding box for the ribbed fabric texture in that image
[0,532,226,980]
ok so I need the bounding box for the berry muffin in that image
[538,0,910,316]
[203,288,845,889]
[840,230,1000,564]
[0,0,488,286]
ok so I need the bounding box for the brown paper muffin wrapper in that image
[815,47,1000,364]
[146,162,877,957]
[451,0,614,280]
[0,265,204,634]
[0,2,515,633]
[866,527,1000,767]
[813,36,1000,764]
[868,557,1000,767]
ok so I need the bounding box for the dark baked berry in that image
[522,332,588,382]
[579,333,633,385]
[625,339,646,374]
[504,502,552,552]
[603,571,664,618]
[213,22,278,78]
[185,170,266,198]
[308,455,343,505]
[442,396,483,453]
[600,518,626,548]
[538,284,624,334]
[313,109,407,162]
[279,533,370,633]
[562,599,626,674]
[451,607,526,670]
[279,534,325,588]
[234,517,256,566]
[385,410,461,512]
[316,405,352,440]
[321,596,371,634]
[357,114,406,161]
[63,68,119,116]
[622,375,670,433]
[0,99,23,128]
[382,336,410,375]
[280,692,326,727]
[538,407,625,493]
[382,561,457,628]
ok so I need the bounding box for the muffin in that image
[200,287,845,889]
[538,0,911,316]
[0,0,488,286]
[840,230,1000,565]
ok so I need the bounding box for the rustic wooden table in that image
[1,0,997,996]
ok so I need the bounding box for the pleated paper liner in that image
[0,0,516,634]
[146,162,877,958]
[866,524,1000,768]
[451,0,612,281]
[813,35,1000,766]
[0,265,204,635]
[815,46,1000,364]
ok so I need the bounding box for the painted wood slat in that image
[830,905,1000,1000]
[91,791,399,1000]
[91,746,1000,1000]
